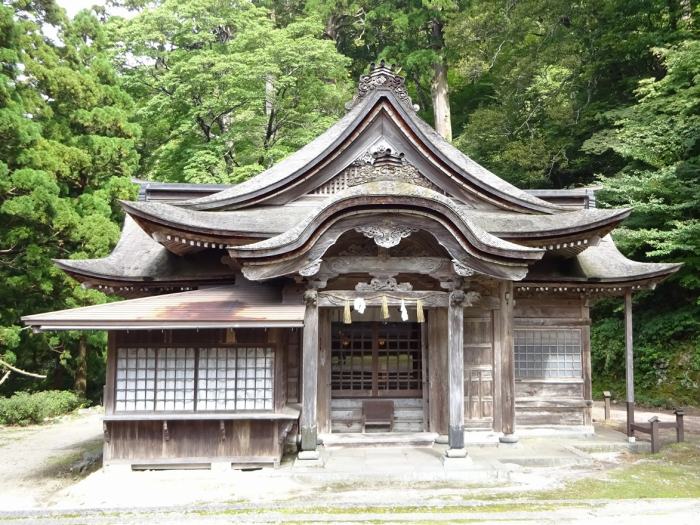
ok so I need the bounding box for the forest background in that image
[1,0,698,407]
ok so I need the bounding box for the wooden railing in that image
[630,409,685,453]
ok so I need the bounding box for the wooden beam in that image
[447,290,465,451]
[625,289,635,437]
[300,289,319,454]
[499,281,517,443]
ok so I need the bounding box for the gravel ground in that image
[0,408,103,510]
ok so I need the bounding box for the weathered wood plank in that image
[428,308,448,435]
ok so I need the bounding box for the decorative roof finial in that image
[346,60,419,112]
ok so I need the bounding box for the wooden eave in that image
[228,183,543,263]
[22,285,304,331]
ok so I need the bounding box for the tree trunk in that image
[74,336,87,396]
[431,59,452,142]
[430,19,452,142]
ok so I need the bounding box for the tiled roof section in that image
[228,181,542,258]
[466,208,630,239]
[524,235,682,283]
[121,200,316,236]
[54,216,233,283]
[120,192,627,244]
[22,285,304,330]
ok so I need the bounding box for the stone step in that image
[321,431,438,448]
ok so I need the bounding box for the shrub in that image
[0,390,86,426]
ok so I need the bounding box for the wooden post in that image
[603,391,611,421]
[447,291,465,453]
[625,289,635,438]
[299,289,319,458]
[499,281,517,443]
[675,409,685,443]
[649,416,660,453]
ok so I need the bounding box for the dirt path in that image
[592,401,700,434]
[0,408,103,511]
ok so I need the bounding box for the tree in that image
[0,2,139,398]
[582,39,700,404]
[111,0,351,184]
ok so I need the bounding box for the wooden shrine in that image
[24,62,680,468]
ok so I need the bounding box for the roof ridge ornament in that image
[347,60,419,112]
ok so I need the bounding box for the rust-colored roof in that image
[22,286,304,331]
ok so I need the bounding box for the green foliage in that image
[113,0,351,183]
[0,1,139,398]
[2,0,699,410]
[0,390,86,426]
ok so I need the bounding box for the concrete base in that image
[445,447,468,458]
[102,463,132,474]
[499,433,519,444]
[628,436,636,443]
[210,461,231,473]
[297,450,320,460]
[442,455,473,471]
[434,434,449,445]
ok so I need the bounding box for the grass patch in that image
[540,441,700,499]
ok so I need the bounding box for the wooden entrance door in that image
[330,322,423,398]
[464,315,494,428]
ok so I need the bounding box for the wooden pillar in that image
[625,289,635,438]
[499,281,517,443]
[447,290,465,453]
[300,289,319,456]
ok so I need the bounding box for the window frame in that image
[112,343,275,414]
[513,327,583,381]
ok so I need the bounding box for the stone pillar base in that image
[445,447,468,458]
[297,450,320,460]
[499,433,519,444]
[434,434,449,444]
[442,454,473,470]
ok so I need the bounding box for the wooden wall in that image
[105,419,287,468]
[513,296,592,427]
[105,328,300,467]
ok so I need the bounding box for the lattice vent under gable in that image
[311,157,447,196]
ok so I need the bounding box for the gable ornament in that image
[355,222,418,248]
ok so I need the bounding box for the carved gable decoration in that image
[346,60,419,112]
[311,148,444,196]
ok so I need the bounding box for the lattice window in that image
[155,347,196,411]
[514,329,582,379]
[115,347,156,412]
[114,346,273,412]
[198,347,273,411]
[331,322,422,397]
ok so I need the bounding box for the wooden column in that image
[625,289,635,437]
[300,289,319,455]
[447,290,465,452]
[499,281,517,443]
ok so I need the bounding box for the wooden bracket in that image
[103,421,110,443]
[219,420,226,441]
[162,421,170,442]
